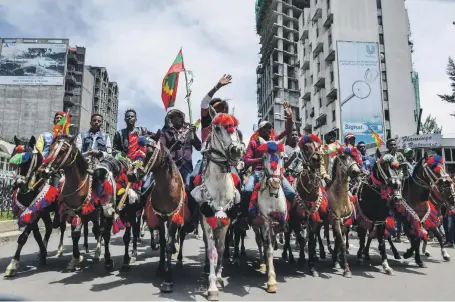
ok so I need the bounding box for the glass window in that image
[378,16,382,25]
[445,148,452,162]
[384,110,390,121]
[377,0,382,9]
[332,110,336,121]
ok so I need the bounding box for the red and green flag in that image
[161,49,185,110]
[370,127,385,148]
[53,112,71,137]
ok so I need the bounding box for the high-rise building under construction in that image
[255,0,310,132]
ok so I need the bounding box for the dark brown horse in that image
[37,135,112,271]
[140,132,189,293]
[4,136,55,277]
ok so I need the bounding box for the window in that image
[377,0,382,9]
[319,98,322,108]
[383,90,388,101]
[382,71,387,81]
[379,34,384,45]
[330,71,334,82]
[327,0,330,9]
[317,62,321,72]
[384,109,390,121]
[445,148,452,162]
[332,109,336,121]
[316,27,319,37]
[378,16,382,25]
[380,52,385,62]
[386,129,391,139]
[305,109,308,119]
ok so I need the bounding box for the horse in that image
[37,135,114,271]
[326,146,361,278]
[138,132,190,293]
[4,136,57,277]
[283,134,327,277]
[355,151,402,275]
[396,154,455,266]
[191,110,243,301]
[248,136,287,293]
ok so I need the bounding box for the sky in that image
[0,0,453,145]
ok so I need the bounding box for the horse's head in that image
[298,134,322,170]
[9,135,41,188]
[420,153,455,208]
[372,150,402,201]
[208,109,242,165]
[257,137,286,190]
[332,146,361,182]
[38,135,82,175]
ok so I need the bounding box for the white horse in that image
[191,109,243,301]
[249,136,287,293]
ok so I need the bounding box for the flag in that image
[53,112,71,137]
[161,49,185,110]
[194,119,201,129]
[370,127,384,148]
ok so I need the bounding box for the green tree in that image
[421,114,442,134]
[438,57,455,116]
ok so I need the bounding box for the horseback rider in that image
[112,109,150,159]
[243,101,296,203]
[160,109,202,228]
[344,133,356,148]
[190,74,241,182]
[35,111,65,188]
[402,147,416,177]
[284,129,303,183]
[75,113,112,159]
[356,141,375,173]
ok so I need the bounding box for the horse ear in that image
[13,135,20,146]
[209,105,217,119]
[29,136,36,148]
[153,130,162,141]
[278,136,286,146]
[258,137,266,145]
[424,151,429,160]
[375,148,381,159]
[69,135,78,145]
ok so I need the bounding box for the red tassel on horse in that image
[20,211,32,224]
[172,212,184,225]
[81,201,95,215]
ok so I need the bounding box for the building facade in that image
[255,0,310,132]
[88,66,119,140]
[298,0,417,143]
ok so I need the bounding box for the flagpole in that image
[181,48,194,139]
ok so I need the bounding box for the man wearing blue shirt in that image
[356,141,376,173]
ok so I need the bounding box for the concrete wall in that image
[0,85,64,140]
[80,67,94,132]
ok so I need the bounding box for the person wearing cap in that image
[403,148,416,177]
[356,141,375,173]
[36,111,64,159]
[160,109,202,227]
[243,101,296,203]
[344,133,356,148]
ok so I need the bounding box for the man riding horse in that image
[284,129,303,184]
[76,113,112,159]
[160,108,202,229]
[357,141,375,173]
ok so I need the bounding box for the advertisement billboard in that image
[337,41,384,145]
[0,42,67,85]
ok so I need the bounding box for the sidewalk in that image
[0,220,52,247]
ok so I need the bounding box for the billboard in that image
[0,42,67,85]
[337,41,384,145]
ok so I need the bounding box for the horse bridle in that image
[13,147,40,188]
[42,139,77,173]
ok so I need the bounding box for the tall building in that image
[0,38,93,140]
[255,0,310,132]
[64,46,93,134]
[298,0,417,146]
[88,66,119,140]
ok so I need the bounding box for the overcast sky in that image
[0,0,453,144]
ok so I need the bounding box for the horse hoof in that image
[176,260,183,268]
[310,269,319,277]
[333,262,341,270]
[104,259,114,271]
[266,283,277,293]
[160,281,174,293]
[216,277,224,288]
[121,264,130,272]
[393,253,401,260]
[207,290,219,301]
[403,251,413,259]
[234,258,240,267]
[4,268,16,278]
[56,249,64,258]
[259,264,267,274]
[343,271,352,278]
[385,268,395,276]
[130,257,136,264]
[417,262,427,268]
[424,252,431,257]
[443,255,451,262]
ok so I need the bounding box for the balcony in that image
[304,123,312,132]
[315,113,327,129]
[63,96,75,107]
[300,28,309,40]
[327,81,337,99]
[65,74,76,85]
[302,91,311,101]
[325,37,335,61]
[313,41,323,58]
[312,7,322,22]
[67,52,77,64]
[314,72,325,88]
[302,55,310,70]
[323,8,334,27]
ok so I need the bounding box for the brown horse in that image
[37,135,113,271]
[326,147,361,278]
[140,132,189,293]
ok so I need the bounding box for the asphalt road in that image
[0,228,454,301]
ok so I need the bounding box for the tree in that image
[421,114,442,134]
[438,57,455,115]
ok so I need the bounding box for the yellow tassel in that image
[117,188,125,196]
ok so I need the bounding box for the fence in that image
[0,177,14,217]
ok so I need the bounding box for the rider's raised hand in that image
[217,74,232,88]
[283,101,293,118]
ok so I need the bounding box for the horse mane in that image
[331,156,338,178]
